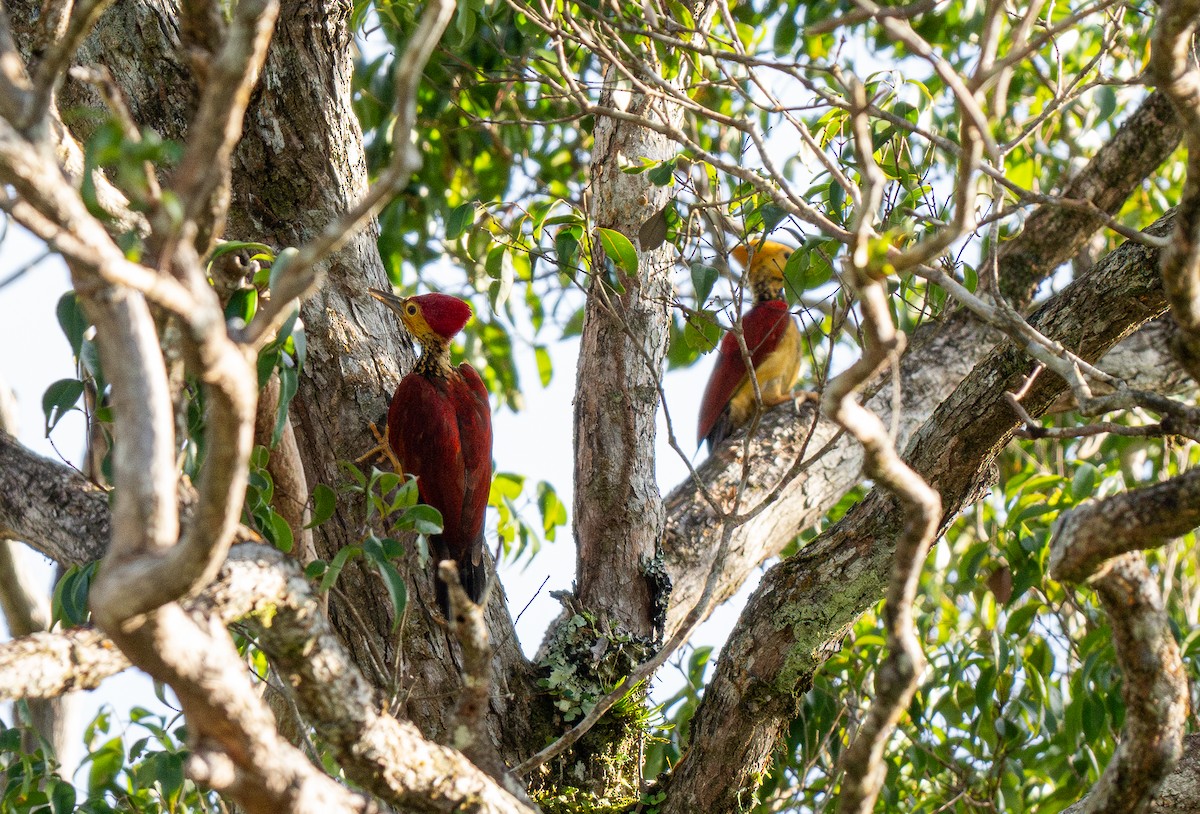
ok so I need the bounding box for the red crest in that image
[415,293,473,339]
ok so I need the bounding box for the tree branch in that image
[1151,0,1200,381]
[1050,544,1188,813]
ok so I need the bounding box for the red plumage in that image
[697,299,794,449]
[370,289,493,614]
[388,362,492,610]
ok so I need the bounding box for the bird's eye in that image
[406,304,418,316]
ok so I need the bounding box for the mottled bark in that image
[0,381,68,757]
[0,627,129,698]
[572,77,676,639]
[0,429,110,565]
[998,90,1181,305]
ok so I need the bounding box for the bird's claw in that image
[357,421,405,474]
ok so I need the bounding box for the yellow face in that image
[732,240,794,302]
[395,297,438,345]
[369,288,443,348]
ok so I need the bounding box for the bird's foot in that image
[357,421,404,473]
[764,389,818,409]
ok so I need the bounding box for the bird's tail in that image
[434,552,488,618]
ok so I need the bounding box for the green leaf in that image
[488,247,515,311]
[268,246,299,295]
[51,562,97,628]
[273,363,299,447]
[306,483,337,529]
[1096,85,1117,123]
[782,248,810,299]
[683,312,722,353]
[690,263,719,304]
[87,736,125,792]
[292,324,307,369]
[1005,602,1041,636]
[319,545,362,593]
[490,472,524,503]
[759,204,788,232]
[225,287,258,324]
[1071,463,1098,503]
[42,378,85,435]
[395,503,444,536]
[338,459,368,488]
[56,292,88,357]
[773,12,798,54]
[362,535,408,629]
[561,307,585,338]
[257,347,281,388]
[1081,692,1107,741]
[595,227,638,276]
[537,481,568,540]
[534,345,553,387]
[647,158,676,186]
[556,228,580,270]
[264,509,294,553]
[49,779,76,814]
[446,202,477,240]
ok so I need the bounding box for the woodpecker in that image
[370,289,492,614]
[697,241,802,450]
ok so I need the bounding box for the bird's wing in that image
[697,329,749,446]
[454,363,493,567]
[388,375,467,554]
[697,301,797,447]
[741,301,795,369]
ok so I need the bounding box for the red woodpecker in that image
[370,289,493,614]
[697,241,802,450]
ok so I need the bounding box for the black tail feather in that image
[435,555,488,618]
[704,408,734,451]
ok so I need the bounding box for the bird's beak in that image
[369,287,408,318]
